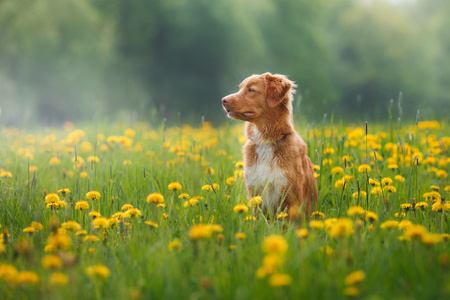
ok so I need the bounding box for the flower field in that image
[0,119,449,299]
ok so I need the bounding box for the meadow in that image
[0,117,449,300]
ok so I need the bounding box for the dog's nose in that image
[221,97,229,105]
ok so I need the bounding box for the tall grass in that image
[0,119,449,300]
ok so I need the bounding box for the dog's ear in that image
[264,73,292,108]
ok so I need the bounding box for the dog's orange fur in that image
[222,72,318,218]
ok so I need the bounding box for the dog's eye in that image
[248,88,255,92]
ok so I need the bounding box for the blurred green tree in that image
[328,0,429,120]
[0,0,116,124]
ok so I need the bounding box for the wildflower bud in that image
[365,121,368,135]
[200,277,212,290]
[438,254,449,269]
[62,169,66,179]
[49,217,60,233]
[217,234,225,243]
[412,198,416,209]
[355,220,363,230]
[14,239,32,258]
[384,198,390,212]
[43,189,48,196]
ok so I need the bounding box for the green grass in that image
[0,119,449,300]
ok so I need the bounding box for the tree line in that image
[0,0,448,126]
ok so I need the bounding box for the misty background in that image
[0,0,449,127]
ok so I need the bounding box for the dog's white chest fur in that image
[245,128,288,211]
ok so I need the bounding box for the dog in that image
[222,72,318,218]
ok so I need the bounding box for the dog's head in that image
[221,72,296,122]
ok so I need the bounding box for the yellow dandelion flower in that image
[345,270,365,285]
[92,217,109,229]
[347,206,365,216]
[403,224,427,240]
[323,147,335,155]
[323,158,332,166]
[334,179,346,188]
[86,265,110,278]
[344,286,360,296]
[277,212,288,219]
[331,166,344,175]
[436,170,447,178]
[168,182,182,191]
[189,224,214,240]
[400,203,412,211]
[49,272,68,286]
[311,211,325,219]
[147,193,164,204]
[75,201,89,210]
[84,235,100,242]
[57,188,71,196]
[145,221,158,228]
[371,186,383,195]
[45,193,60,204]
[87,156,100,163]
[415,201,428,210]
[168,239,181,252]
[381,177,393,186]
[89,211,101,218]
[14,271,39,285]
[394,175,405,182]
[248,196,263,207]
[358,164,371,173]
[262,235,288,254]
[47,233,71,251]
[364,211,378,223]
[23,226,38,233]
[235,161,244,168]
[351,191,367,199]
[226,177,236,186]
[296,228,308,238]
[430,185,440,191]
[86,191,101,200]
[0,264,17,282]
[233,204,249,213]
[124,208,142,218]
[269,273,292,287]
[62,221,81,232]
[384,185,397,193]
[42,255,63,269]
[369,178,380,186]
[49,157,61,165]
[76,230,87,236]
[121,203,134,211]
[235,232,247,240]
[394,212,406,218]
[420,233,442,246]
[202,183,219,191]
[328,218,354,238]
[432,201,450,212]
[178,193,190,199]
[309,220,324,229]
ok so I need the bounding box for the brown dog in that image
[222,72,318,218]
